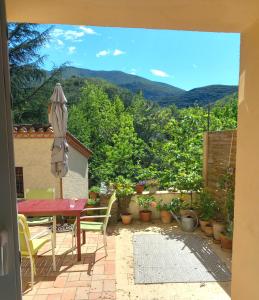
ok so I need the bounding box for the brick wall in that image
[203,130,236,206]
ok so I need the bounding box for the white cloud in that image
[56,39,64,47]
[68,46,76,54]
[150,69,169,77]
[79,26,97,35]
[51,26,98,43]
[130,68,137,75]
[96,50,110,58]
[52,28,64,37]
[113,49,126,56]
[63,30,84,40]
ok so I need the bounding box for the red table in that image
[17,198,87,261]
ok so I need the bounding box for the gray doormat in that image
[133,233,231,284]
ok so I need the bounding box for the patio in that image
[21,220,231,300]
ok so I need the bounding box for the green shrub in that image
[136,195,156,210]
[197,190,219,221]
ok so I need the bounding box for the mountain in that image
[174,85,238,108]
[59,67,185,103]
[57,66,238,107]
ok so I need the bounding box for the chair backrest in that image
[103,192,117,230]
[17,214,33,255]
[25,188,55,200]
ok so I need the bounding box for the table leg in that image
[76,215,81,261]
[53,216,56,248]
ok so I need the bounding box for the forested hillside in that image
[67,80,237,188]
[54,66,238,107]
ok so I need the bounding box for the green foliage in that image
[171,198,183,214]
[156,201,171,212]
[157,197,183,213]
[87,198,100,206]
[89,186,100,193]
[136,195,156,210]
[146,179,159,187]
[219,168,235,231]
[114,176,134,198]
[197,190,219,221]
[8,23,53,123]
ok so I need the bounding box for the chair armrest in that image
[80,215,110,220]
[81,207,108,212]
[31,229,50,240]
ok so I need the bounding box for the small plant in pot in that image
[135,180,146,194]
[220,221,233,250]
[85,198,100,222]
[89,186,100,200]
[197,190,218,235]
[114,176,134,224]
[219,168,235,250]
[146,179,159,194]
[136,195,156,222]
[156,201,172,224]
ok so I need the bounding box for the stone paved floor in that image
[115,220,232,300]
[22,226,116,300]
[22,221,232,300]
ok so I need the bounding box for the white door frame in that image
[0,0,22,299]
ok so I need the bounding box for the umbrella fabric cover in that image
[50,83,69,178]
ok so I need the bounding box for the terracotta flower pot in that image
[121,213,132,225]
[89,191,98,200]
[135,184,145,194]
[160,210,172,224]
[220,233,233,250]
[199,219,210,232]
[212,222,225,241]
[204,224,214,236]
[139,210,152,222]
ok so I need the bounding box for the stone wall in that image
[102,191,193,223]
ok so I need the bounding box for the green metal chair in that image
[72,192,117,256]
[25,188,55,226]
[18,214,56,290]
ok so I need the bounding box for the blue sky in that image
[41,25,240,91]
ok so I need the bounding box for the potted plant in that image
[156,201,172,224]
[197,190,218,234]
[220,222,233,250]
[89,186,100,200]
[136,195,156,222]
[85,198,100,222]
[146,179,159,194]
[168,197,182,222]
[114,176,134,224]
[135,181,146,194]
[219,168,235,249]
[212,220,225,241]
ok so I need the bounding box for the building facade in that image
[13,125,92,199]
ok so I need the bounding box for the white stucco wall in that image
[14,138,61,198]
[62,145,88,199]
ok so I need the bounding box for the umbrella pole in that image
[60,178,63,199]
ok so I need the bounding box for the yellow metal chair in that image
[25,188,55,226]
[72,192,117,256]
[18,214,56,289]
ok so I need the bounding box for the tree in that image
[100,113,146,181]
[8,23,52,122]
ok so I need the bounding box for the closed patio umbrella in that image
[49,83,69,178]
